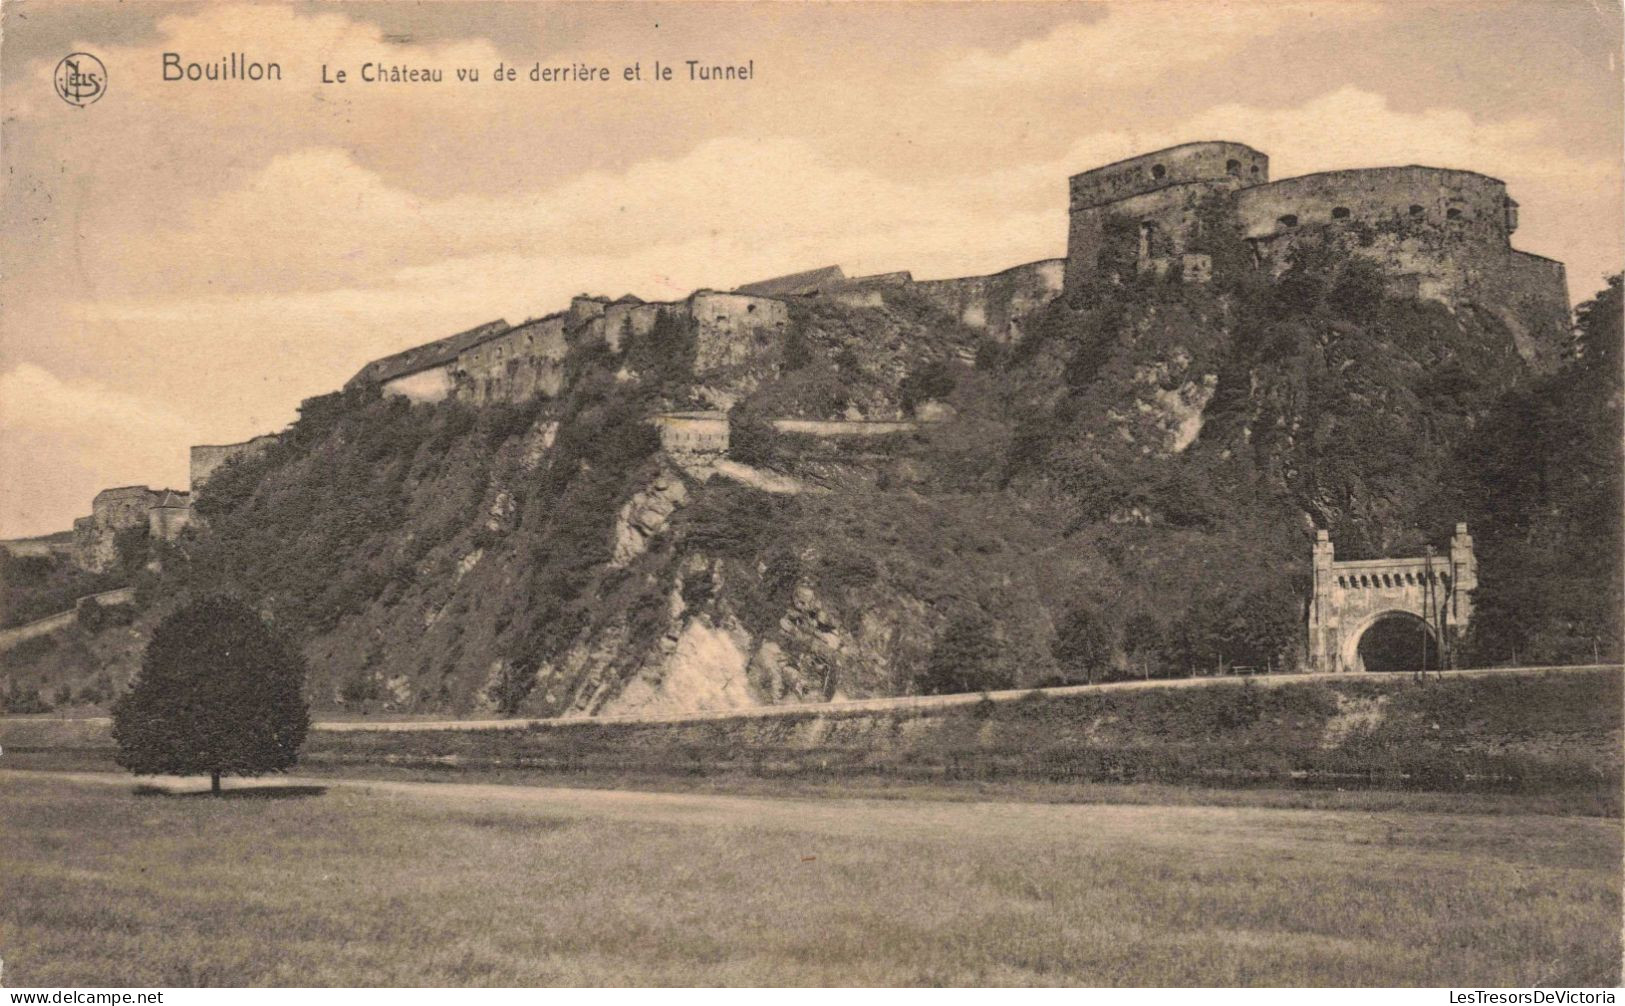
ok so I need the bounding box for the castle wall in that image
[71,516,102,571]
[148,504,192,541]
[1234,167,1569,366]
[381,365,455,403]
[346,342,452,391]
[570,295,609,328]
[341,143,1571,411]
[825,271,916,309]
[1066,180,1242,287]
[1233,167,1511,307]
[652,411,730,454]
[847,271,913,288]
[603,300,665,353]
[735,265,846,297]
[1065,142,1268,289]
[1068,142,1269,210]
[1228,167,1508,248]
[768,418,921,436]
[344,319,508,390]
[190,434,278,492]
[454,314,569,406]
[0,536,74,559]
[828,288,885,309]
[1493,251,1572,370]
[92,487,159,529]
[912,259,1064,341]
[73,487,160,572]
[689,292,790,372]
[651,414,926,466]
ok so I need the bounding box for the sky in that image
[1,0,1621,538]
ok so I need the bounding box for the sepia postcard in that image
[1,0,1621,992]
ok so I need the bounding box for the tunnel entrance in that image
[1355,612,1440,673]
[1308,526,1477,673]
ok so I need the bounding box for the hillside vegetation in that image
[2,252,1619,716]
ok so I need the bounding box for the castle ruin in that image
[67,433,278,571]
[189,433,278,492]
[65,142,1567,590]
[337,140,1570,415]
[71,486,191,572]
[1064,142,1570,367]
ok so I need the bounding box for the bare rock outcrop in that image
[611,471,688,566]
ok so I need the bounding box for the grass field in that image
[2,770,1619,986]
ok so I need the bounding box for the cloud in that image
[0,364,196,537]
[91,134,1065,312]
[1172,87,1613,187]
[943,3,1381,88]
[106,85,1611,315]
[0,363,195,447]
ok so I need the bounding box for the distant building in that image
[72,486,191,572]
[190,433,278,493]
[735,265,848,297]
[651,412,730,455]
[342,319,511,403]
[1064,142,1569,367]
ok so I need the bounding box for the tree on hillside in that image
[623,307,698,393]
[899,359,959,416]
[1053,603,1114,684]
[919,610,1009,695]
[1455,275,1624,666]
[1211,583,1303,673]
[112,595,310,794]
[1123,612,1162,679]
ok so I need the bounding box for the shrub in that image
[76,678,110,707]
[76,597,108,633]
[487,660,539,716]
[1,679,51,714]
[899,360,958,416]
[339,674,385,704]
[0,550,123,629]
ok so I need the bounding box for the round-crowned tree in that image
[918,609,1010,695]
[113,595,310,794]
[1053,602,1114,685]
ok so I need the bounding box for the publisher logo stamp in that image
[54,52,107,106]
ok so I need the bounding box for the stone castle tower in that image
[1063,141,1571,369]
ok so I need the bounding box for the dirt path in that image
[10,662,1615,734]
[0,586,134,652]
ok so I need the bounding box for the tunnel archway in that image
[1349,611,1441,673]
[1308,526,1477,673]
